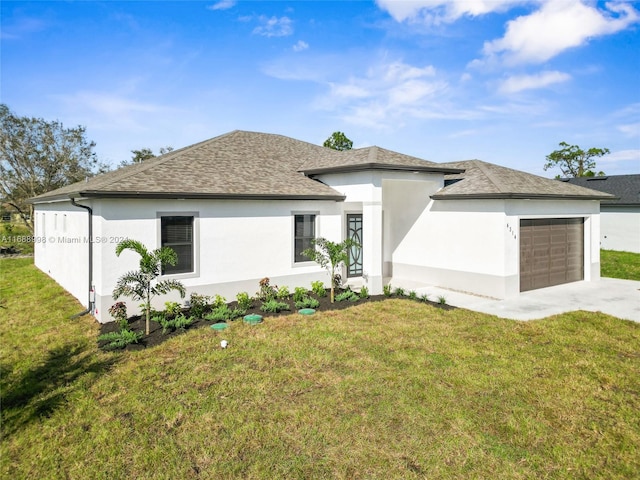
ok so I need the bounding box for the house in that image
[29,130,614,323]
[560,175,640,253]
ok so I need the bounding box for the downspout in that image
[70,197,94,319]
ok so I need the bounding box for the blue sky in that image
[2,0,639,176]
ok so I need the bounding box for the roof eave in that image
[302,164,464,175]
[31,191,346,203]
[430,193,615,201]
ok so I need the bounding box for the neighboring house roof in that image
[29,130,460,203]
[560,175,640,206]
[432,160,615,200]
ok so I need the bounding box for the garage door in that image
[520,218,584,292]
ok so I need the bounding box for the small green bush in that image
[257,277,277,301]
[335,289,358,302]
[311,281,327,297]
[359,286,369,299]
[420,293,430,303]
[393,287,406,297]
[211,294,226,309]
[276,285,290,299]
[295,296,320,309]
[98,329,143,350]
[156,313,194,334]
[236,292,253,311]
[438,295,447,305]
[293,286,307,302]
[164,301,182,317]
[408,290,418,300]
[383,284,393,297]
[108,302,128,330]
[260,299,290,313]
[205,305,244,322]
[189,293,211,318]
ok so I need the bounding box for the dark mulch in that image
[98,290,455,351]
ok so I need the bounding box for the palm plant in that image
[302,237,359,303]
[112,239,186,335]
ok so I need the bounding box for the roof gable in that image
[432,160,615,200]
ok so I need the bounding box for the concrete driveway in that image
[414,278,640,322]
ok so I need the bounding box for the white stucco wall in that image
[33,201,93,311]
[600,207,640,253]
[390,197,601,299]
[88,198,343,322]
[316,170,445,294]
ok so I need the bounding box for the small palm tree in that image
[112,239,186,335]
[303,237,359,303]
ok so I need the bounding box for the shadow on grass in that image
[1,342,117,438]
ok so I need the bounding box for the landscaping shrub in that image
[311,280,327,297]
[293,286,307,303]
[236,291,253,311]
[205,305,245,322]
[276,285,290,299]
[108,302,128,330]
[260,299,290,313]
[359,286,369,299]
[189,293,211,318]
[335,289,358,302]
[383,284,393,297]
[295,296,320,310]
[98,329,143,350]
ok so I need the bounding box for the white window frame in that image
[157,211,200,279]
[292,212,318,266]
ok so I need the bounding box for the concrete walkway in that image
[412,278,640,322]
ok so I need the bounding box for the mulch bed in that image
[98,291,455,351]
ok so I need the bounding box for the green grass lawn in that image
[601,249,640,281]
[2,258,639,479]
[0,222,34,255]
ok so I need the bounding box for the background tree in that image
[120,146,174,167]
[0,104,105,231]
[544,141,609,178]
[323,131,353,151]
[303,237,359,303]
[112,239,186,336]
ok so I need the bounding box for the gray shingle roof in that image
[560,175,640,206]
[30,130,459,203]
[30,131,345,202]
[299,146,462,174]
[29,131,616,203]
[432,160,616,200]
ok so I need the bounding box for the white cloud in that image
[375,0,526,24]
[483,1,640,65]
[253,16,293,37]
[206,1,236,11]
[499,70,571,93]
[599,149,640,163]
[617,123,640,137]
[53,91,171,131]
[293,40,309,52]
[313,60,480,127]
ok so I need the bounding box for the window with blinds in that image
[294,214,316,263]
[161,216,194,275]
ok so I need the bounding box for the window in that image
[161,216,194,275]
[294,214,316,263]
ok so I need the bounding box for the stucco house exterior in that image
[561,175,640,253]
[29,130,613,323]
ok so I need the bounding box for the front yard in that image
[1,257,639,479]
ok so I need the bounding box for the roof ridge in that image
[367,146,378,162]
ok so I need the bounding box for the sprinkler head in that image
[220,340,228,349]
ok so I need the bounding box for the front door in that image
[347,214,363,277]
